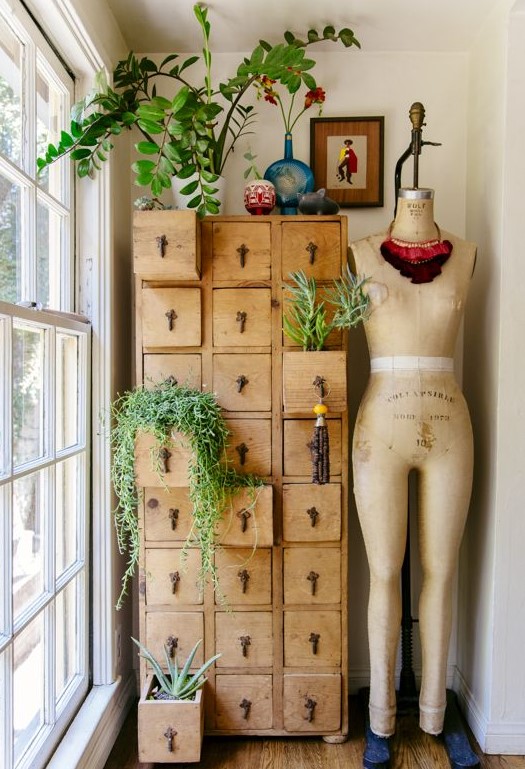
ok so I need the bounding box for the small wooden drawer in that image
[213,288,272,347]
[135,430,191,488]
[225,419,272,476]
[284,611,341,667]
[145,611,204,669]
[283,674,341,732]
[212,222,271,281]
[143,353,201,389]
[283,419,341,477]
[215,548,272,605]
[283,351,347,413]
[281,222,342,281]
[133,210,200,279]
[283,547,341,605]
[144,487,194,542]
[141,287,201,348]
[282,484,341,542]
[213,353,271,412]
[144,548,203,605]
[215,675,272,730]
[215,485,273,547]
[215,611,273,667]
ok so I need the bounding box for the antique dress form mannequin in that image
[351,187,476,737]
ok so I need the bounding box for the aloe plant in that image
[132,637,220,700]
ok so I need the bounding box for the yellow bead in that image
[313,403,328,415]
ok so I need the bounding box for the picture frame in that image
[310,116,385,208]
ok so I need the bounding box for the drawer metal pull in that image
[239,634,251,656]
[168,507,179,530]
[166,635,178,657]
[237,507,251,532]
[238,569,250,593]
[155,234,168,257]
[237,243,249,268]
[312,374,326,398]
[236,310,247,333]
[147,497,159,508]
[309,632,320,655]
[306,241,318,265]
[158,447,172,474]
[164,375,178,386]
[165,308,177,331]
[170,571,181,594]
[235,442,249,466]
[304,696,317,722]
[307,506,319,527]
[164,726,177,751]
[236,374,249,393]
[239,698,251,719]
[307,570,319,595]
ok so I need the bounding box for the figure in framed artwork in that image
[337,138,358,183]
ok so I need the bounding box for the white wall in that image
[461,0,525,753]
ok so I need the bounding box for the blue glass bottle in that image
[264,133,314,215]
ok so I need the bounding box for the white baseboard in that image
[455,668,525,754]
[47,671,137,769]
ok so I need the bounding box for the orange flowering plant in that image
[255,75,326,133]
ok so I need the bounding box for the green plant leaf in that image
[171,85,191,114]
[137,118,165,135]
[179,179,199,195]
[136,104,166,121]
[151,95,172,110]
[177,163,197,179]
[136,140,159,155]
[151,176,163,197]
[59,131,74,148]
[131,159,156,174]
[70,148,92,160]
[179,55,199,74]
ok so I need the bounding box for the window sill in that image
[46,672,136,769]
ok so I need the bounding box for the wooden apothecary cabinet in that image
[134,212,349,741]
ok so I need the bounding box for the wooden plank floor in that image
[104,697,525,769]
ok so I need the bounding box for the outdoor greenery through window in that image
[0,3,91,769]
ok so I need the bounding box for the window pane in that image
[55,577,79,703]
[36,67,67,201]
[0,175,22,304]
[13,323,46,466]
[0,315,8,477]
[56,332,79,450]
[13,471,45,620]
[14,614,44,764]
[56,456,80,575]
[0,24,23,165]
[36,200,63,309]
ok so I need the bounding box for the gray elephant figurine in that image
[297,188,340,215]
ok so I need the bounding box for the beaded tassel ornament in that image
[311,375,330,484]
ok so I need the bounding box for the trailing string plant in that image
[111,380,261,608]
[283,266,371,350]
[36,4,360,216]
[131,637,220,701]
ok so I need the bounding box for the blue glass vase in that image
[264,133,314,215]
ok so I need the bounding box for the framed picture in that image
[310,116,385,208]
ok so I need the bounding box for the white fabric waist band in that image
[370,356,454,372]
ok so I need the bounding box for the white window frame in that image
[1,0,136,766]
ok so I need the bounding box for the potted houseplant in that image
[133,637,220,763]
[111,380,261,608]
[36,4,360,216]
[282,266,370,424]
[282,267,370,482]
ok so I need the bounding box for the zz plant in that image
[132,637,220,700]
[36,4,360,216]
[283,266,371,350]
[111,380,261,608]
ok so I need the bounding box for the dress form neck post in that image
[391,188,438,243]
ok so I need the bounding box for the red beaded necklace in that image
[380,224,453,284]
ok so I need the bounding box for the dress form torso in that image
[351,189,476,737]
